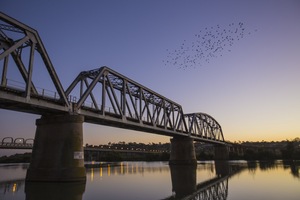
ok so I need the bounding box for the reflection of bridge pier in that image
[166,162,244,200]
[215,161,230,177]
[190,176,228,200]
[25,181,86,200]
[169,164,197,198]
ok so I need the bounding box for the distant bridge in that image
[0,137,34,149]
[0,137,169,155]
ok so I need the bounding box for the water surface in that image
[0,160,299,200]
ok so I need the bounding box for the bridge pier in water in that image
[169,137,197,165]
[26,115,86,182]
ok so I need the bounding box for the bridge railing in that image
[2,79,61,100]
[1,80,156,126]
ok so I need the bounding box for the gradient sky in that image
[1,0,300,149]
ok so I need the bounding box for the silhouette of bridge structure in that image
[163,162,245,200]
[0,12,228,182]
[168,176,229,200]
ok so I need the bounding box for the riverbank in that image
[0,152,31,163]
[0,152,170,163]
[1,151,300,164]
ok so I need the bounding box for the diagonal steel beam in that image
[76,68,104,108]
[0,36,29,60]
[84,79,99,110]
[125,83,139,119]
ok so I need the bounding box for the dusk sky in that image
[1,0,300,151]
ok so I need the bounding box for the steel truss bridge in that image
[0,12,225,144]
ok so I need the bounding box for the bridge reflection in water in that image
[0,162,247,200]
[165,161,243,200]
[23,162,243,200]
[25,182,86,200]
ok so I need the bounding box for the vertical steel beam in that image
[171,104,175,129]
[139,87,142,121]
[163,100,167,128]
[101,73,106,115]
[122,79,126,117]
[25,42,35,99]
[1,55,8,87]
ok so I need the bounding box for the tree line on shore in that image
[0,138,299,163]
[199,138,300,160]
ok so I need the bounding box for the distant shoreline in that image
[1,152,299,164]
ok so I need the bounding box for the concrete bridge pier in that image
[214,145,229,160]
[26,115,86,182]
[169,137,197,165]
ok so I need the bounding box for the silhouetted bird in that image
[163,22,258,70]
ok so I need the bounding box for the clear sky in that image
[1,0,300,149]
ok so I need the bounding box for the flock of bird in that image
[162,22,258,70]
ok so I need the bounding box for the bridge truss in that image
[0,12,225,144]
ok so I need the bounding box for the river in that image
[0,160,299,200]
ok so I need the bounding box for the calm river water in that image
[0,160,299,200]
